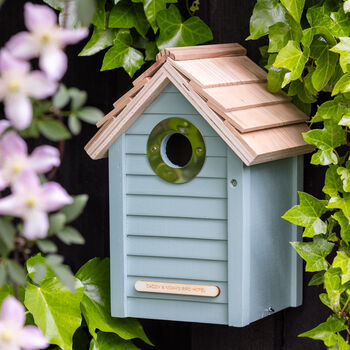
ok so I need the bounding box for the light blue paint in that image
[109,83,303,326]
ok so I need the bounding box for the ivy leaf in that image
[310,37,338,91]
[25,278,84,350]
[156,5,213,50]
[273,40,310,86]
[308,271,325,286]
[337,161,350,192]
[331,37,350,73]
[303,121,346,165]
[38,119,71,142]
[247,0,287,40]
[299,315,347,347]
[109,1,149,37]
[291,236,334,272]
[92,0,107,29]
[324,268,343,310]
[333,211,350,244]
[280,0,305,23]
[328,193,350,222]
[90,332,140,350]
[145,40,158,61]
[333,251,350,284]
[132,0,177,33]
[282,192,328,238]
[268,18,302,53]
[76,0,96,27]
[76,258,152,345]
[79,28,116,57]
[323,166,343,197]
[101,30,144,77]
[332,73,350,96]
[345,0,350,13]
[334,334,350,349]
[26,253,54,284]
[311,96,346,124]
[266,54,287,93]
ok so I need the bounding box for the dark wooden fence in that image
[0,1,329,349]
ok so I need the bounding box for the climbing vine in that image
[249,0,350,347]
[44,0,213,77]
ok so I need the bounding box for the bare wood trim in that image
[162,62,254,165]
[113,84,145,108]
[132,55,167,86]
[85,69,170,160]
[96,98,132,128]
[135,280,220,297]
[163,43,247,61]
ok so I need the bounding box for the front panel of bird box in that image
[108,83,302,327]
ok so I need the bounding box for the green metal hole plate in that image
[147,118,206,184]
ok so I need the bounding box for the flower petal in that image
[23,210,49,240]
[26,71,57,99]
[6,32,38,60]
[39,47,67,81]
[41,182,72,211]
[0,120,10,135]
[0,131,27,158]
[0,194,23,217]
[58,28,89,45]
[0,296,25,327]
[4,95,32,130]
[12,170,40,195]
[19,326,48,350]
[0,170,7,191]
[0,49,29,74]
[30,145,60,173]
[24,3,57,31]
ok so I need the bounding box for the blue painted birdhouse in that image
[85,43,314,327]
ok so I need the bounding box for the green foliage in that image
[51,0,213,77]
[249,0,350,346]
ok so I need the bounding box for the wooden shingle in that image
[86,43,314,165]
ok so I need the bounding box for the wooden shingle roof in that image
[85,43,314,165]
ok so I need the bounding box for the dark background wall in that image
[0,1,329,349]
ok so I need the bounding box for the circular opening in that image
[163,133,193,167]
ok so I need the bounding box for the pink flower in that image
[0,131,60,191]
[0,120,10,137]
[0,296,48,350]
[0,171,72,240]
[7,3,88,81]
[0,50,57,129]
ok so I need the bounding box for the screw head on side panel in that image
[230,179,237,187]
[151,146,157,152]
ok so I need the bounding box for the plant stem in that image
[62,1,70,29]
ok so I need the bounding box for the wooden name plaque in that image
[134,280,220,297]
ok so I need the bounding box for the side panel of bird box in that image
[227,155,303,327]
[109,83,232,325]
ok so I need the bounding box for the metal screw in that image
[230,179,237,187]
[267,307,275,313]
[151,146,157,152]
[196,147,203,154]
[178,127,186,134]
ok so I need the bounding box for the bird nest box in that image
[85,43,314,327]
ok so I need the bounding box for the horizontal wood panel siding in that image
[127,277,228,304]
[127,113,217,137]
[127,236,227,260]
[126,175,227,198]
[126,135,226,157]
[122,87,228,323]
[143,92,198,114]
[127,195,227,219]
[126,155,227,178]
[128,256,227,281]
[126,216,227,240]
[127,298,228,324]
